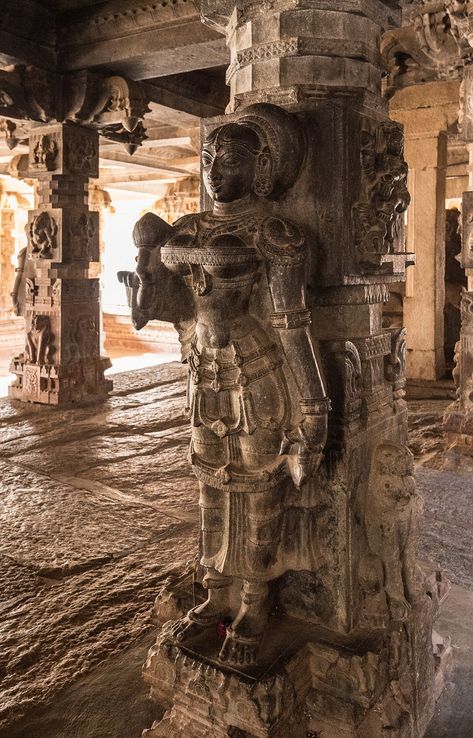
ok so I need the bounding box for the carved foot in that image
[167,586,229,644]
[168,612,214,643]
[218,628,260,666]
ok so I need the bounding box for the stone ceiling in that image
[0,0,229,198]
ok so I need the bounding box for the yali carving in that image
[353,120,410,267]
[25,315,54,365]
[358,442,422,628]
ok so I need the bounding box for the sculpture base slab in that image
[142,602,449,738]
[8,356,112,405]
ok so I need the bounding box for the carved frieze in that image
[68,211,98,261]
[64,129,99,177]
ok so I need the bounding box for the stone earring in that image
[253,156,272,197]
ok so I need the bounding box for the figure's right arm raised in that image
[117,212,195,331]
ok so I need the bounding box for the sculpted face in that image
[202,123,262,203]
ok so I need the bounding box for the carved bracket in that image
[0,66,150,155]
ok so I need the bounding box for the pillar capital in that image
[202,0,401,111]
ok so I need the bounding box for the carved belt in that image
[191,342,281,390]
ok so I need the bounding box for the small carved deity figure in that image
[32,134,58,170]
[28,212,58,258]
[360,442,422,626]
[120,103,329,665]
[25,314,53,365]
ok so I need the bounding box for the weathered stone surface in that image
[0,530,196,730]
[418,467,473,590]
[110,362,186,395]
[0,362,198,733]
[3,433,165,473]
[0,461,187,572]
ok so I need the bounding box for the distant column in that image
[9,123,112,405]
[390,81,460,380]
[445,68,473,444]
[0,188,16,314]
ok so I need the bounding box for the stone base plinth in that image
[444,403,473,444]
[8,355,112,405]
[142,601,448,738]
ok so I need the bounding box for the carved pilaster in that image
[9,123,112,405]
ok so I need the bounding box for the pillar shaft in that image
[390,81,460,380]
[0,194,16,314]
[9,123,111,405]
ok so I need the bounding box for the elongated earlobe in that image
[253,148,272,198]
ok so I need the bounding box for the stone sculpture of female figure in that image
[120,103,329,665]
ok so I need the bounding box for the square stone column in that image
[390,81,460,380]
[9,123,112,405]
[137,3,452,738]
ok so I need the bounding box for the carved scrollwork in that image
[28,212,58,259]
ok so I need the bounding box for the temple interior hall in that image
[1,2,473,738]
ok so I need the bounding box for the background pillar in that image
[390,81,460,380]
[9,123,112,405]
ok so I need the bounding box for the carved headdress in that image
[206,103,304,200]
[236,103,304,198]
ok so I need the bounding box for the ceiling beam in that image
[56,0,228,78]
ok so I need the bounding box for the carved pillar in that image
[134,3,449,738]
[390,81,460,380]
[9,124,112,404]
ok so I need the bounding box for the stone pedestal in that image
[9,123,112,405]
[132,2,450,736]
[142,568,450,738]
[390,81,460,381]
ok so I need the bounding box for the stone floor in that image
[0,365,472,737]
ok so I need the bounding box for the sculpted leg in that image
[218,579,270,665]
[170,484,232,643]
